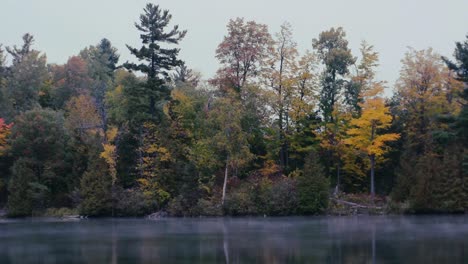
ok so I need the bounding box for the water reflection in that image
[0,216,467,263]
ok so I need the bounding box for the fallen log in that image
[330,198,382,210]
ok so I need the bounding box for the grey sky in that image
[2,0,468,92]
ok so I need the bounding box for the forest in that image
[0,3,467,217]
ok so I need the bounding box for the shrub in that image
[268,177,298,216]
[44,207,78,217]
[224,183,257,216]
[194,198,223,216]
[113,187,151,216]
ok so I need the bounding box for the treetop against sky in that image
[1,0,467,91]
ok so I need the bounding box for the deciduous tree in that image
[345,84,400,197]
[212,18,272,95]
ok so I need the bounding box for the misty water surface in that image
[0,216,467,263]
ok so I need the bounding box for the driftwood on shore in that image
[330,198,383,210]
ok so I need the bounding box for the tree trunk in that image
[370,123,376,199]
[370,154,375,199]
[222,157,229,205]
[149,95,155,119]
[336,164,341,194]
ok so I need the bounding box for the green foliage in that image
[167,194,222,217]
[408,145,467,213]
[313,27,355,123]
[9,109,72,207]
[124,3,186,120]
[297,154,330,214]
[7,158,42,217]
[223,183,257,216]
[43,207,78,217]
[79,156,112,216]
[2,34,48,117]
[113,187,151,217]
[1,8,468,218]
[224,175,299,216]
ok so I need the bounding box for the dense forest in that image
[0,3,467,217]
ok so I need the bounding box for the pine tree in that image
[124,3,186,120]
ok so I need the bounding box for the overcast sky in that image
[2,0,468,92]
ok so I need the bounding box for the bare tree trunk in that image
[335,165,341,195]
[370,123,376,199]
[222,157,229,205]
[370,154,375,199]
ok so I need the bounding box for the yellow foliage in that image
[0,120,12,156]
[345,85,400,158]
[259,160,281,177]
[100,143,117,184]
[65,93,103,137]
[106,126,118,142]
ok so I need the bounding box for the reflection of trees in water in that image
[58,218,468,263]
[1,218,468,263]
[322,217,468,264]
[324,220,380,264]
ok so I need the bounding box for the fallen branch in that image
[330,198,382,210]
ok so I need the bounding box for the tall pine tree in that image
[124,3,186,121]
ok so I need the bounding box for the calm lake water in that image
[0,216,467,263]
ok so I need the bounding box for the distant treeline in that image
[0,3,466,217]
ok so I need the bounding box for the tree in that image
[0,118,12,156]
[64,93,103,138]
[212,18,272,94]
[345,84,400,197]
[136,122,172,209]
[392,48,463,204]
[297,152,330,214]
[0,46,7,117]
[7,158,40,217]
[51,56,92,108]
[3,34,48,116]
[312,27,355,123]
[202,93,254,205]
[443,34,468,173]
[9,109,71,207]
[124,3,186,120]
[80,38,119,132]
[346,41,380,115]
[171,62,201,88]
[288,51,320,169]
[395,48,461,153]
[79,155,112,216]
[262,22,300,170]
[312,27,355,189]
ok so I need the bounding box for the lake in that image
[0,216,467,263]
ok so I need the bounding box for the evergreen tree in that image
[124,3,186,120]
[3,34,48,117]
[443,34,468,175]
[297,153,330,214]
[79,155,112,216]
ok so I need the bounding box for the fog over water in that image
[1,216,467,263]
